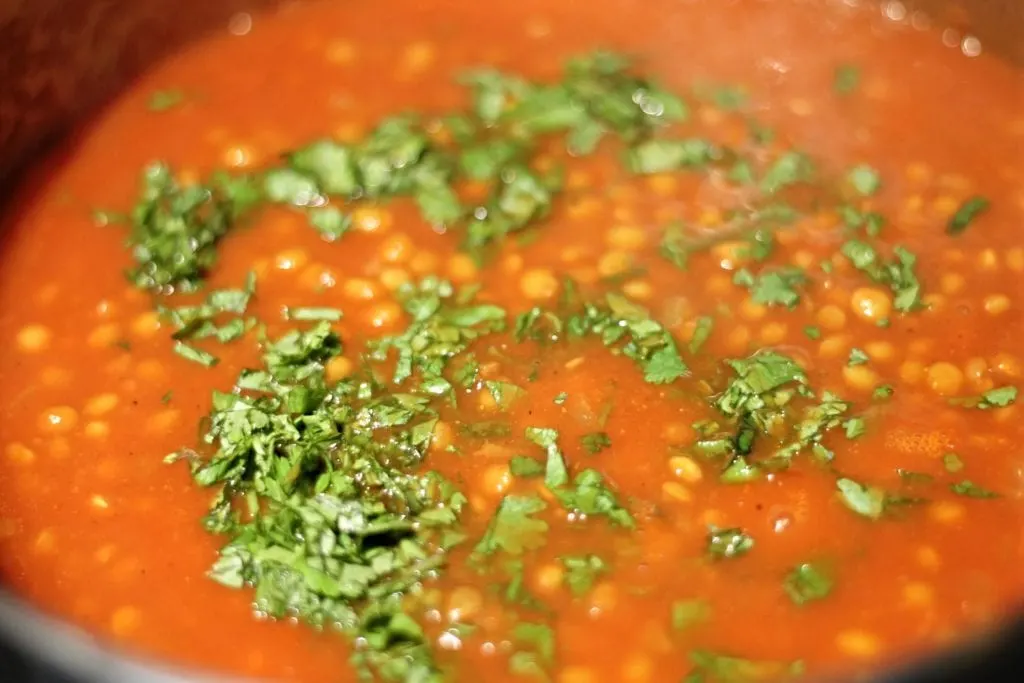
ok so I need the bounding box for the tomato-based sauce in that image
[0,1,1022,681]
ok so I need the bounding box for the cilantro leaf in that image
[671,599,711,631]
[946,196,990,235]
[950,386,1018,409]
[580,432,612,455]
[473,495,549,556]
[783,562,834,605]
[706,528,754,560]
[560,554,607,596]
[846,164,881,197]
[733,267,807,309]
[836,477,886,520]
[950,481,999,499]
[526,427,569,490]
[833,64,861,95]
[554,469,634,528]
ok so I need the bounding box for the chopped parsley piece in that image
[660,222,693,270]
[946,196,990,235]
[553,392,568,405]
[846,164,881,197]
[950,386,1018,409]
[147,89,186,111]
[554,470,634,528]
[580,432,612,455]
[872,384,894,401]
[688,650,804,682]
[283,306,343,322]
[950,481,999,499]
[833,64,861,95]
[509,456,544,478]
[760,151,814,194]
[841,240,923,313]
[569,293,688,384]
[803,326,821,340]
[474,495,549,557]
[836,477,886,520]
[847,348,869,366]
[124,163,258,293]
[626,138,719,174]
[172,341,219,368]
[706,528,754,560]
[560,555,607,596]
[671,599,711,631]
[843,417,866,439]
[942,452,964,473]
[526,427,570,490]
[167,319,467,680]
[783,562,834,605]
[508,622,556,677]
[898,470,934,484]
[732,267,807,309]
[689,316,714,354]
[486,381,527,410]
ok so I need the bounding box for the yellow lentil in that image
[983,294,1011,315]
[520,268,559,300]
[16,324,51,352]
[850,287,892,323]
[926,362,964,396]
[39,406,79,434]
[668,456,702,483]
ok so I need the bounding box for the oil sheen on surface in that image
[0,0,1022,682]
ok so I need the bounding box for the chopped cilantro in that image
[553,469,634,528]
[689,316,714,354]
[760,151,814,194]
[950,386,1018,409]
[172,341,218,368]
[841,240,923,313]
[688,650,804,682]
[671,599,711,631]
[872,384,894,401]
[580,432,612,455]
[486,381,526,410]
[568,293,688,384]
[124,163,258,293]
[847,348,869,366]
[803,325,821,340]
[846,164,881,197]
[706,527,754,560]
[283,306,343,322]
[833,64,861,95]
[733,267,807,309]
[509,456,544,478]
[843,417,866,439]
[783,562,834,605]
[950,481,999,499]
[942,452,964,473]
[560,555,606,596]
[836,477,886,520]
[526,426,569,490]
[898,469,935,484]
[946,196,990,235]
[474,495,549,557]
[147,89,186,112]
[626,138,718,174]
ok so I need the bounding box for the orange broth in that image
[0,0,1022,681]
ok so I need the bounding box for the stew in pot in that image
[0,0,1022,681]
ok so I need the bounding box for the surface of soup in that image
[0,0,1022,681]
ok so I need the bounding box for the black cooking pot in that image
[0,1,1021,681]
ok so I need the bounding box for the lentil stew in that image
[0,0,1022,682]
